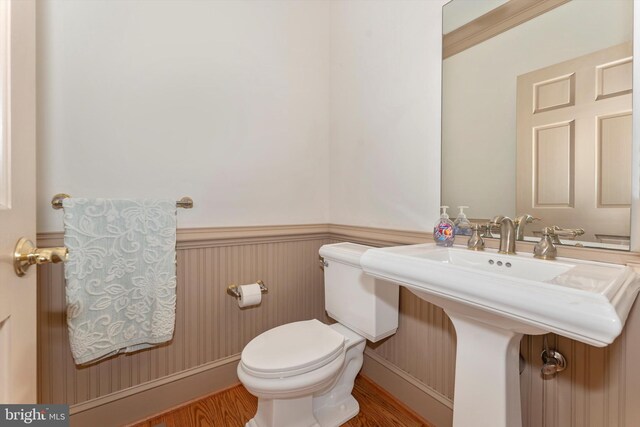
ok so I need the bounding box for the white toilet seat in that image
[240,319,345,379]
[238,350,346,398]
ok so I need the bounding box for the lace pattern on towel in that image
[63,199,177,364]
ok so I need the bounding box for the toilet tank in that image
[319,243,399,342]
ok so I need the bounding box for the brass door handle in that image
[13,237,68,277]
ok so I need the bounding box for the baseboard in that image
[362,350,453,427]
[70,354,241,427]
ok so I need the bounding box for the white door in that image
[516,42,632,244]
[0,0,37,403]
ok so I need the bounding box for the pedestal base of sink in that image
[360,243,640,427]
[446,310,523,427]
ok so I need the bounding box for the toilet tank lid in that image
[319,242,371,268]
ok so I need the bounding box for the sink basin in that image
[413,245,574,282]
[361,243,639,346]
[360,243,640,427]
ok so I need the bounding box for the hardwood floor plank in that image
[130,375,432,427]
[350,376,429,427]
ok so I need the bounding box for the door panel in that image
[598,113,632,206]
[517,42,632,243]
[0,0,37,403]
[534,121,574,207]
[534,73,575,113]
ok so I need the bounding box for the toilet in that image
[237,242,399,427]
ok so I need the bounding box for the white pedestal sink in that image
[360,244,640,427]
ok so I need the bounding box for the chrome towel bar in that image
[51,193,194,209]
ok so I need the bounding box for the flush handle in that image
[319,256,328,269]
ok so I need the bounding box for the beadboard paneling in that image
[38,236,330,405]
[37,225,640,427]
[372,288,457,401]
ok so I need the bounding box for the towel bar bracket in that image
[176,196,194,209]
[51,193,71,209]
[13,237,68,277]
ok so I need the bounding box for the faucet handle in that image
[467,224,486,251]
[534,226,585,260]
[515,214,540,225]
[547,226,584,243]
[533,227,557,260]
[550,226,585,238]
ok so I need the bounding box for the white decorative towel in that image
[62,199,177,365]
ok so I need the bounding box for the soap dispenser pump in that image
[454,206,473,236]
[434,206,455,247]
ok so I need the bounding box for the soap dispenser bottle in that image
[434,206,455,247]
[454,206,473,236]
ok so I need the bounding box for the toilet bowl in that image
[238,320,365,427]
[237,243,400,427]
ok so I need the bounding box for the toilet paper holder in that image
[227,280,268,299]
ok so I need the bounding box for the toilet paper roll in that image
[238,283,262,308]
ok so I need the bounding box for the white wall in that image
[37,0,331,232]
[36,0,451,234]
[442,0,633,220]
[329,0,444,231]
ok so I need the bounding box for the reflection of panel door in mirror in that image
[516,42,632,244]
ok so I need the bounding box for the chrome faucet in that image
[514,214,540,241]
[490,216,516,255]
[485,215,507,238]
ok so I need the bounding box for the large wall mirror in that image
[442,0,634,251]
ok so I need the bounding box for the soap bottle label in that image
[434,222,454,245]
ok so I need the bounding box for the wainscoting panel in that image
[37,225,640,426]
[371,288,456,401]
[38,233,330,406]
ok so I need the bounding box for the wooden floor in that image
[130,375,431,427]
